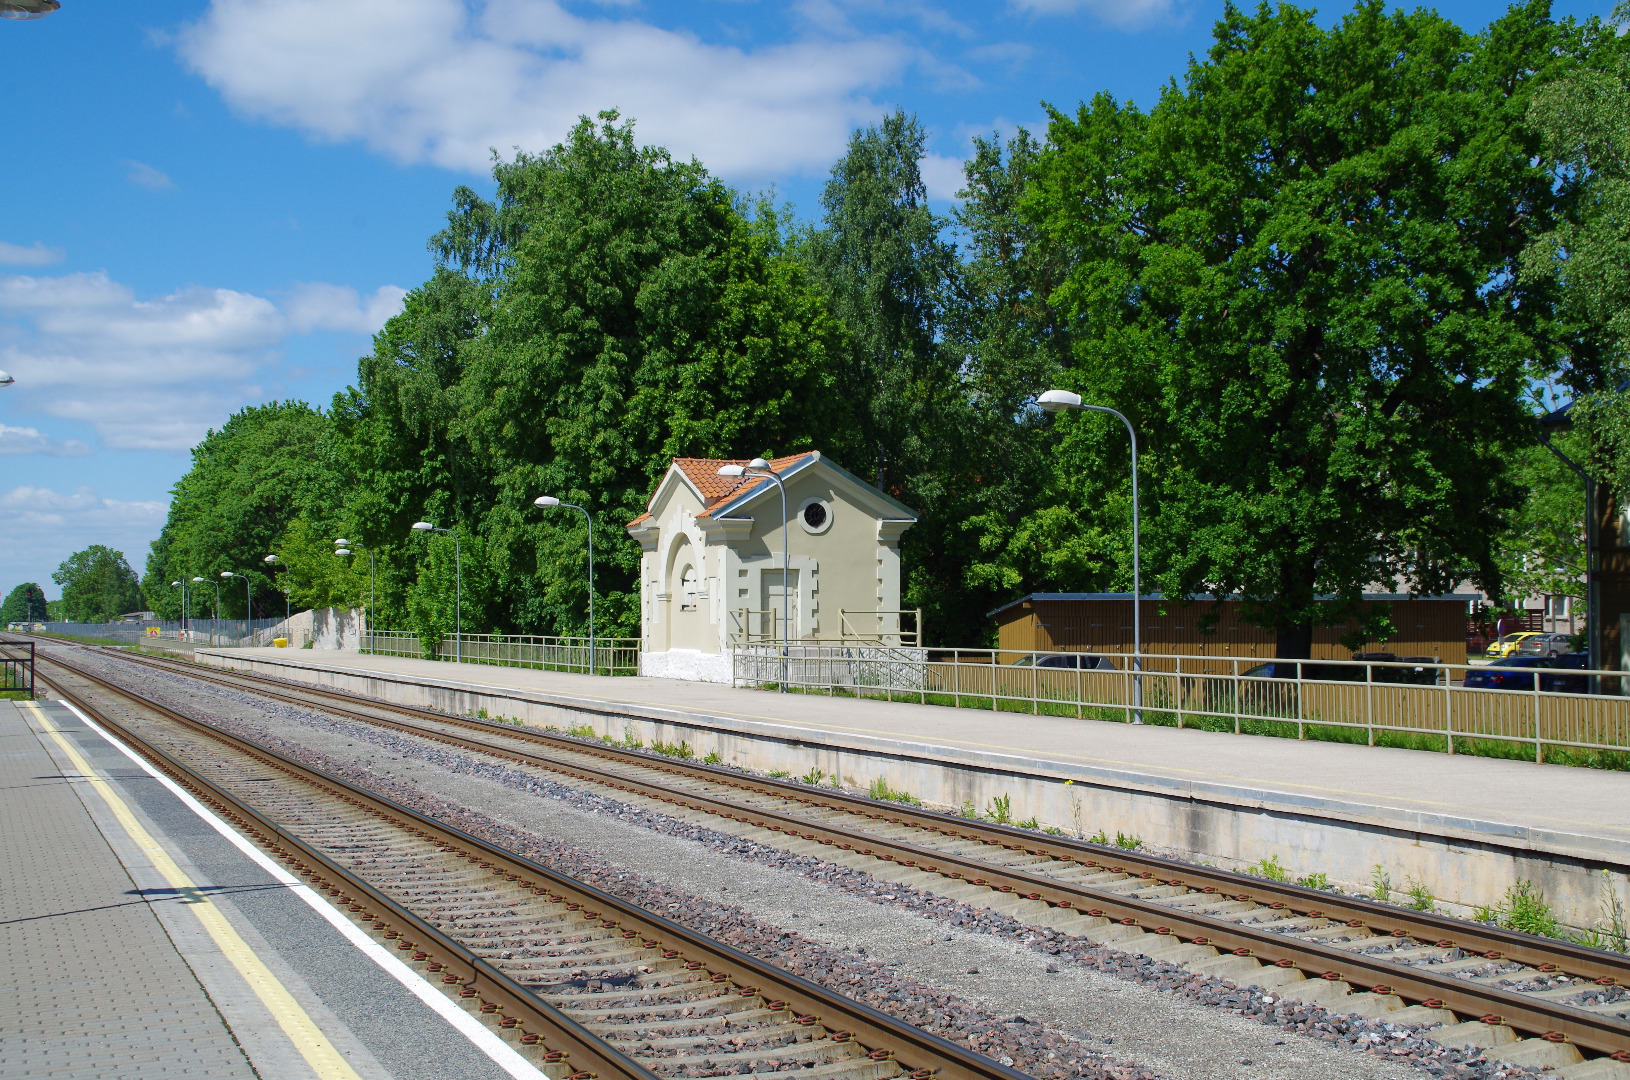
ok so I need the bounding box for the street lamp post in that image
[333,539,375,650]
[222,572,251,644]
[532,497,596,675]
[1037,389,1144,723]
[718,458,790,691]
[411,522,461,662]
[171,579,187,639]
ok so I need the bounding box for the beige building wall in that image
[628,453,916,682]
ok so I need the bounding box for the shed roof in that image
[986,591,1482,619]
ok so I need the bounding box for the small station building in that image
[990,592,1478,666]
[626,452,918,682]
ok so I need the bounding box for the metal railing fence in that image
[364,630,641,676]
[732,646,1630,761]
[34,619,283,647]
[0,638,34,698]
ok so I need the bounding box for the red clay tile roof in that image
[627,453,814,527]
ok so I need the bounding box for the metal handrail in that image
[363,630,640,676]
[731,645,1630,761]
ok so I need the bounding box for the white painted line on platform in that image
[53,697,548,1080]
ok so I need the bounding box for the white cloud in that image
[0,241,65,267]
[0,271,402,451]
[174,0,908,180]
[0,424,91,456]
[125,160,176,191]
[1008,0,1178,28]
[919,152,968,202]
[0,485,170,595]
[283,282,407,334]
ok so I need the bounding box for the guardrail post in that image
[1176,655,1184,729]
[1366,662,1375,746]
[1444,665,1454,755]
[1534,672,1544,764]
[1296,662,1305,740]
[1233,658,1241,735]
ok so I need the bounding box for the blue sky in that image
[0,0,1609,602]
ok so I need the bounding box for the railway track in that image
[25,647,1032,1080]
[35,641,1630,1077]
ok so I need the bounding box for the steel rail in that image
[55,643,1630,1058]
[30,649,1033,1080]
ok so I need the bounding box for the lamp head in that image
[533,496,560,508]
[1036,389,1083,412]
[0,370,13,387]
[411,521,434,532]
[335,549,352,557]
[747,456,770,470]
[171,580,181,587]
[220,572,233,579]
[716,464,745,477]
[191,576,206,583]
[264,554,278,563]
[333,538,348,547]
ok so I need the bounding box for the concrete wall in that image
[202,650,1630,934]
[254,607,363,650]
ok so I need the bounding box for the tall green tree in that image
[53,546,142,622]
[341,112,858,643]
[143,402,346,619]
[1523,2,1630,492]
[0,582,48,624]
[1029,0,1617,656]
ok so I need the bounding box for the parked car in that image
[1461,655,1588,693]
[1013,652,1119,670]
[1486,632,1545,659]
[1514,632,1574,658]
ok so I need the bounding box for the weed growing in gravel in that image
[620,730,645,749]
[1114,832,1142,851]
[1016,816,1040,830]
[1582,870,1630,952]
[867,778,923,806]
[1370,865,1393,902]
[1251,855,1290,882]
[652,740,694,759]
[958,801,980,819]
[1042,826,1065,836]
[1501,880,1562,938]
[985,794,1013,824]
[1297,872,1331,890]
[1405,878,1436,912]
[1087,829,1110,845]
[702,750,723,765]
[1472,903,1499,923]
[1064,779,1085,838]
[565,722,596,739]
[768,769,791,778]
[800,767,825,785]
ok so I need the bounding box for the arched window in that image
[680,565,699,611]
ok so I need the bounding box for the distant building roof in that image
[986,591,1483,619]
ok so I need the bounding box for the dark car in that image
[1515,633,1574,658]
[1014,652,1119,671]
[1461,655,1588,694]
[1242,661,1362,682]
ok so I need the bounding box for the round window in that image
[798,497,833,535]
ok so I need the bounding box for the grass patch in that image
[867,777,923,805]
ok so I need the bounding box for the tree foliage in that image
[141,402,346,620]
[0,582,48,624]
[1026,0,1613,654]
[54,546,142,622]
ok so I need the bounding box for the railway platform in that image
[196,647,1630,928]
[0,697,526,1080]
